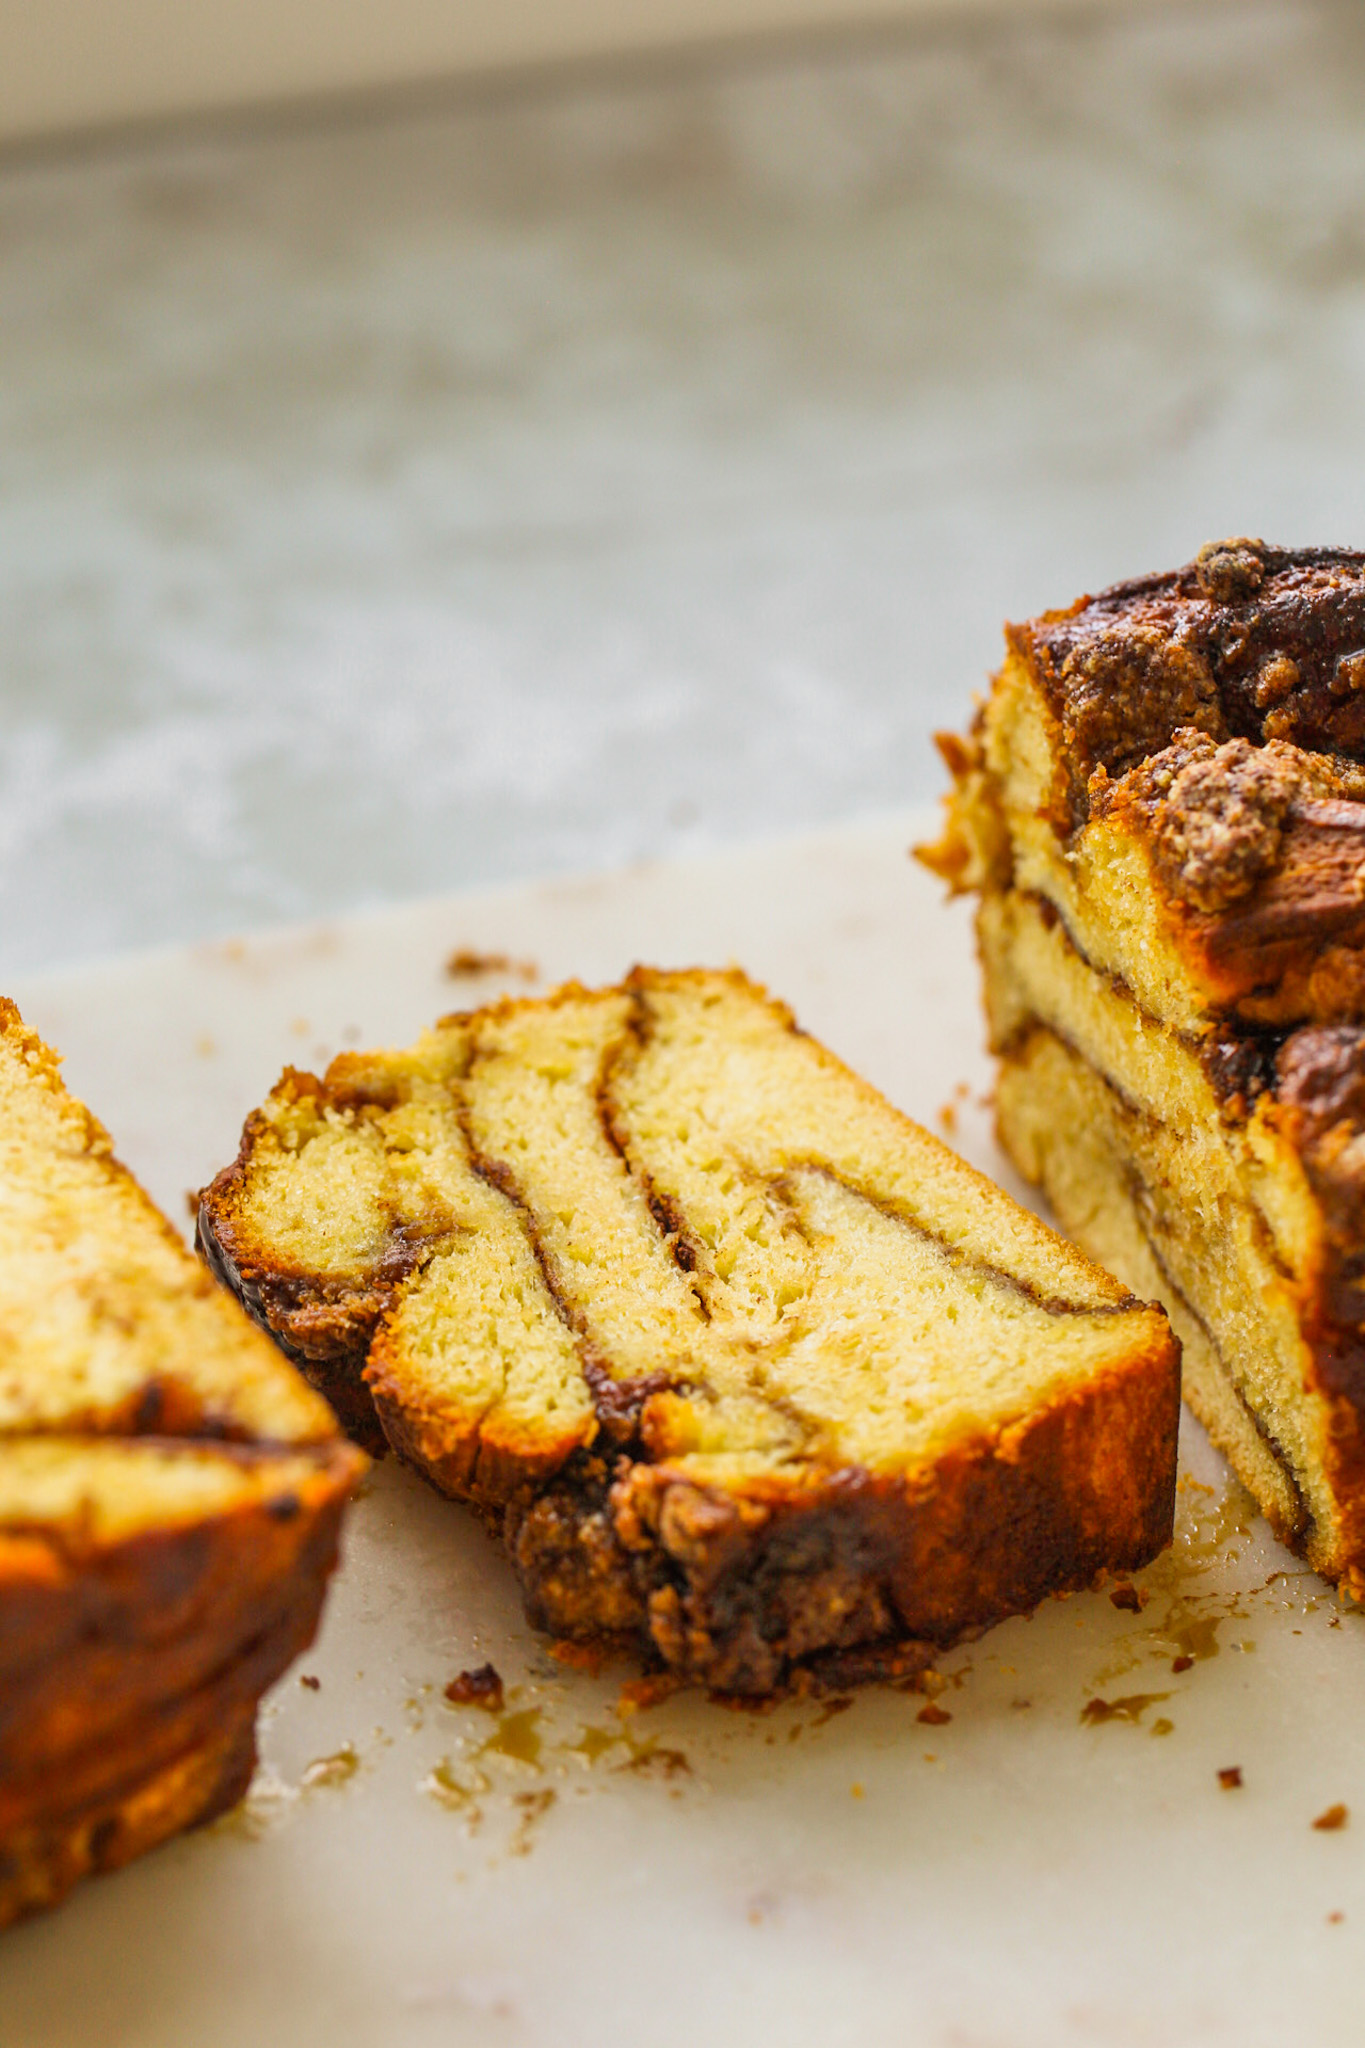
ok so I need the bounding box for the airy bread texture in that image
[200,967,1177,1696]
[921,540,1365,1589]
[0,1002,364,1927]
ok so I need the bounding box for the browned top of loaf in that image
[1093,728,1365,922]
[1014,541,1365,805]
[989,544,1365,1024]
[987,549,1365,1405]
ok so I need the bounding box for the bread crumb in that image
[1314,1803,1349,1831]
[299,1674,321,1692]
[937,1083,971,1135]
[1109,1582,1148,1613]
[1080,1691,1170,1725]
[300,1747,358,1791]
[444,1663,505,1711]
[1217,1766,1242,1790]
[917,1702,952,1727]
[446,949,537,982]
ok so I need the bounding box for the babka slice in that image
[199,967,1178,1697]
[0,1002,364,1927]
[921,540,1365,1591]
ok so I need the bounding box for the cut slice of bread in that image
[921,540,1365,1590]
[0,1002,364,1927]
[200,967,1178,1696]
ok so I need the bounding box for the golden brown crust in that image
[1271,1027,1365,1560]
[0,1448,355,1816]
[0,1443,360,1928]
[1021,541,1365,807]
[0,1706,257,1929]
[367,1369,585,1514]
[507,1340,1176,1695]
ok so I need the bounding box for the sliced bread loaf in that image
[201,967,1178,1695]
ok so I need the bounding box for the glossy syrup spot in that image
[476,1707,545,1767]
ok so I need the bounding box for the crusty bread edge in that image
[501,1312,1179,1695]
[0,1705,259,1929]
[0,1441,360,1926]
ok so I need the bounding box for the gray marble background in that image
[2,0,1364,974]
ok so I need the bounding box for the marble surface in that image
[8,823,1365,2048]
[2,0,1365,975]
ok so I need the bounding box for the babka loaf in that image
[0,1002,364,1927]
[921,539,1365,1591]
[199,967,1178,1696]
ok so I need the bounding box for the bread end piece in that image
[927,541,1365,1591]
